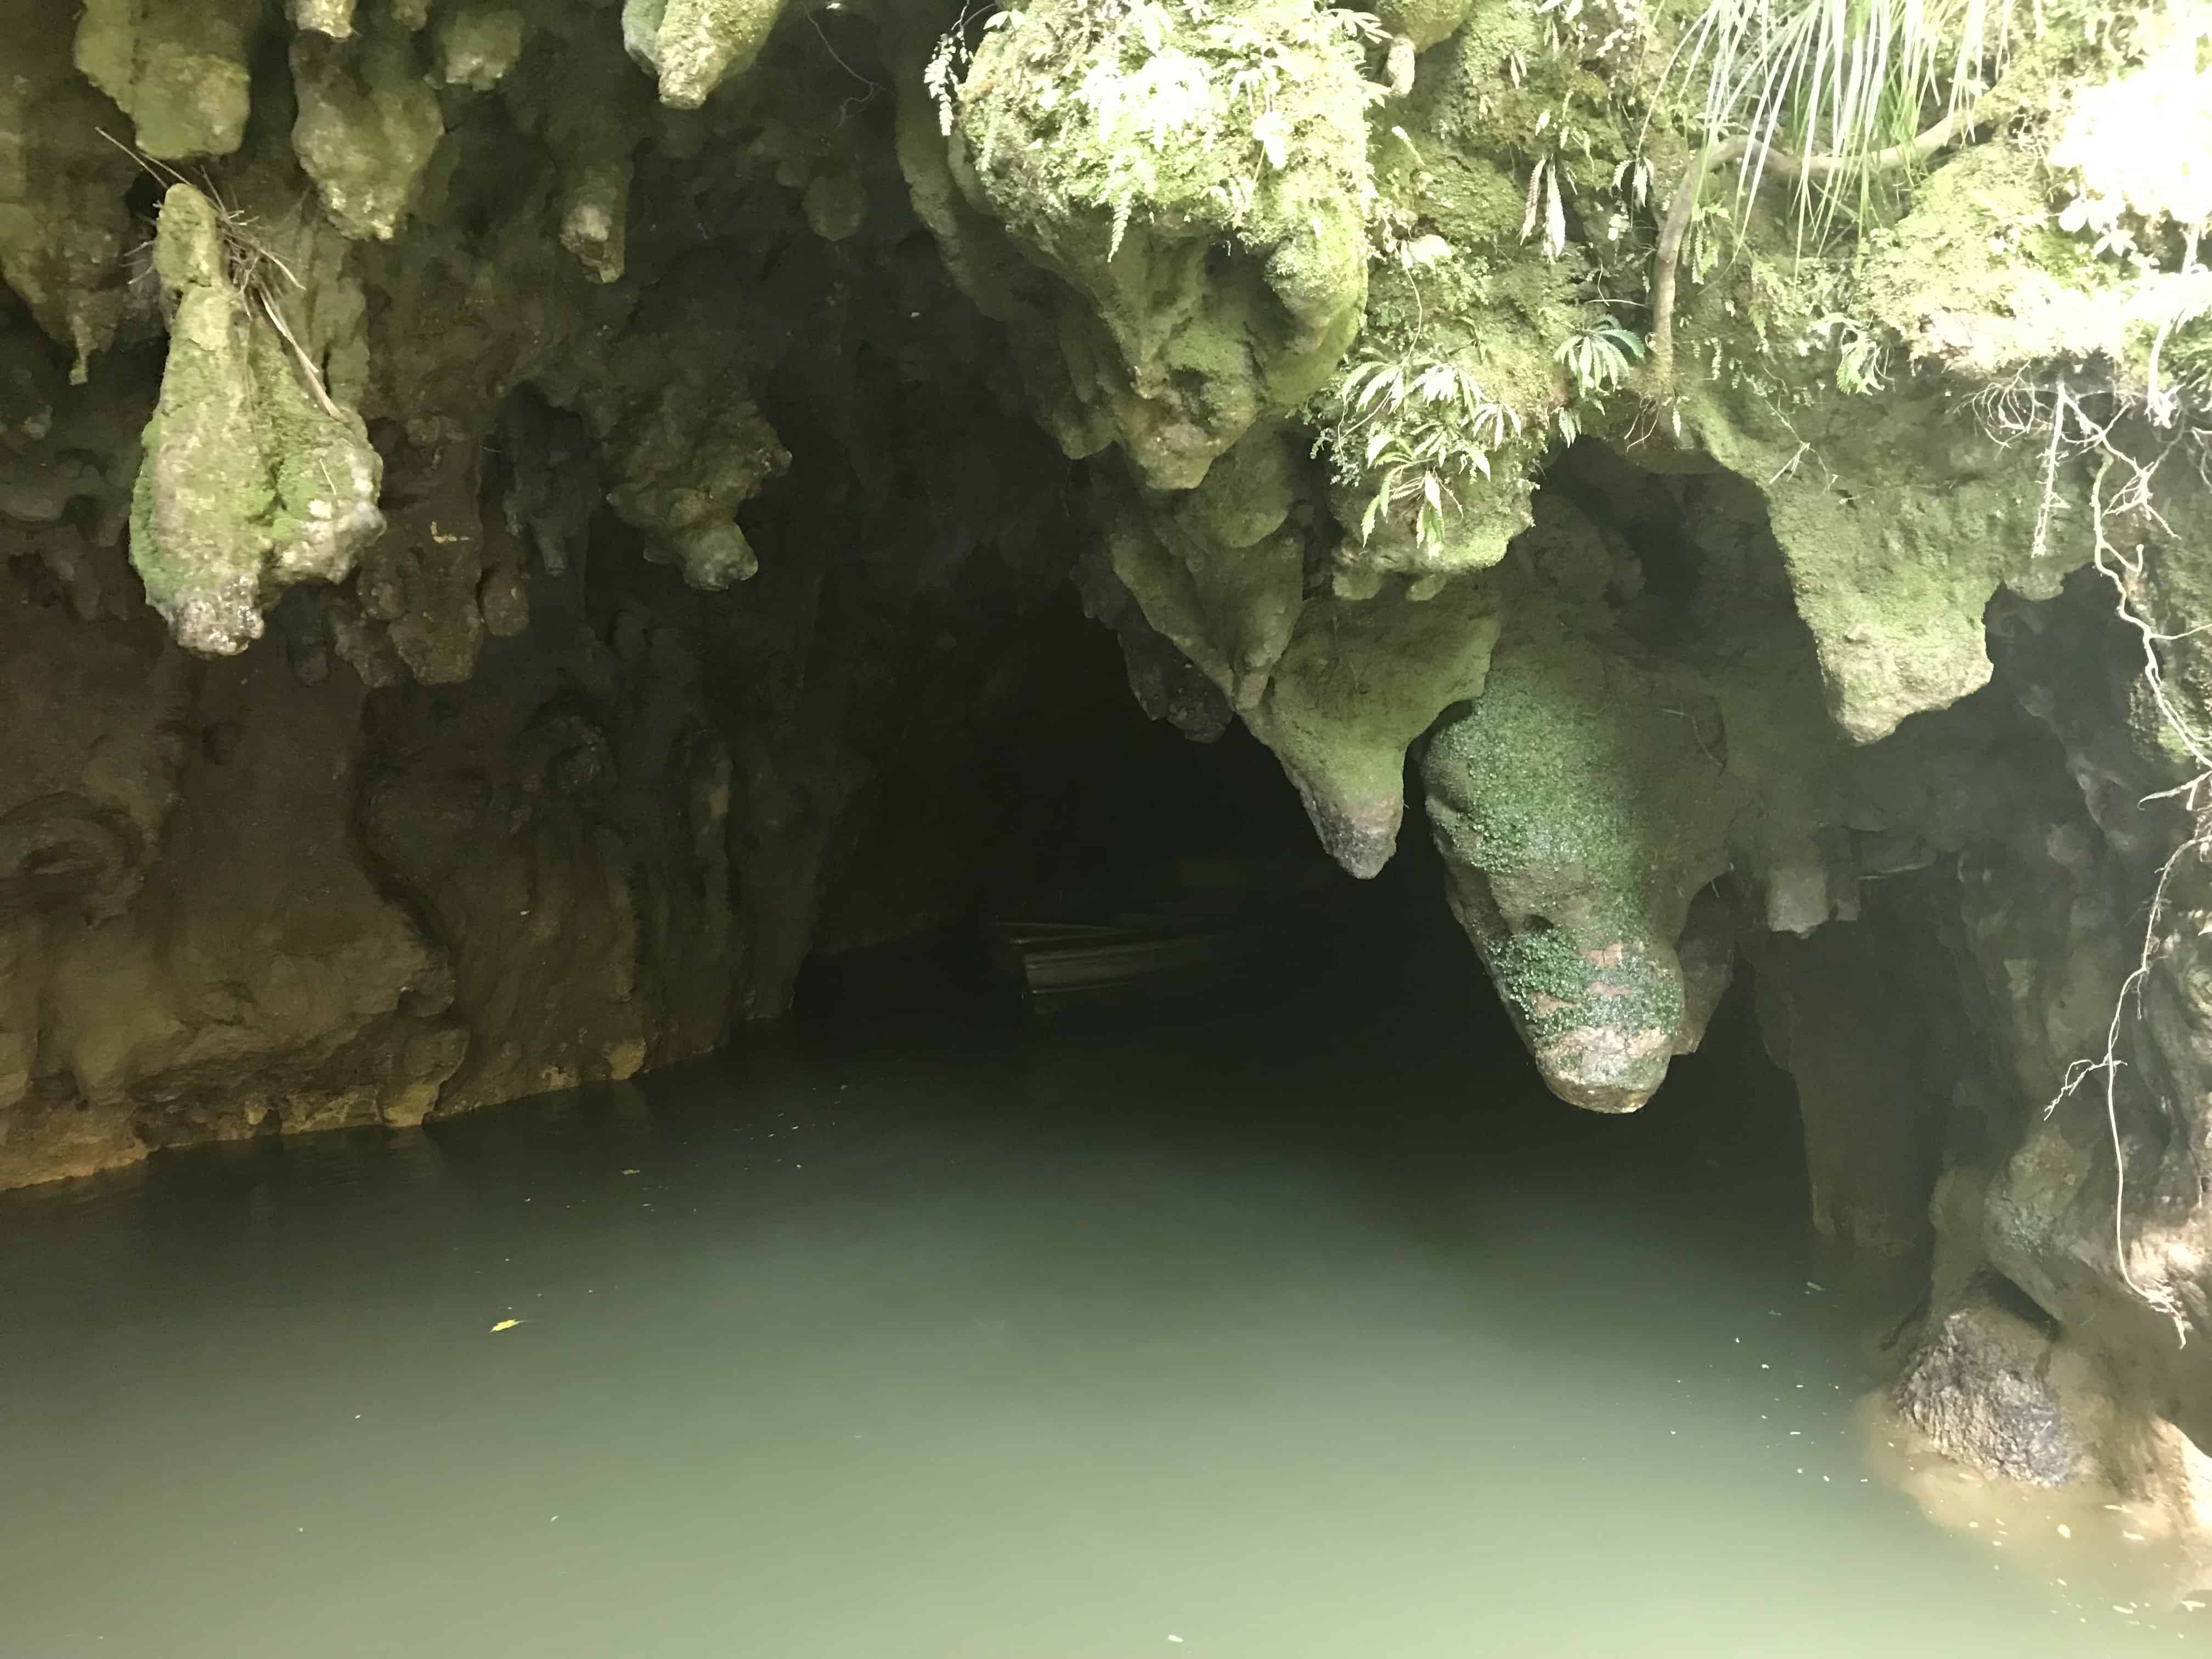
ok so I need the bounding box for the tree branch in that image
[1646,103,1984,391]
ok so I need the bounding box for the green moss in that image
[623,0,786,108]
[74,0,258,162]
[1487,926,1682,1049]
[1426,613,1736,930]
[129,183,383,656]
[290,18,445,240]
[1422,596,1740,1107]
[950,0,1378,487]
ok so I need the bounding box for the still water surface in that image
[1,967,2196,1656]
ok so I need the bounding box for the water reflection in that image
[0,977,2198,1656]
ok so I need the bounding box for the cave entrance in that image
[787,580,1367,1029]
[783,550,1808,1254]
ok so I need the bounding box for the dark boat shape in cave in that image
[990,859,1342,1018]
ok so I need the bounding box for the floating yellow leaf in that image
[490,1319,522,1333]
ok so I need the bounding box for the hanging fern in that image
[1321,349,1525,554]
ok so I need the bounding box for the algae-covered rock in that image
[74,0,260,162]
[599,381,789,589]
[1252,574,1501,876]
[291,20,446,240]
[1424,599,1740,1109]
[129,183,383,656]
[946,0,1378,488]
[623,0,787,108]
[1665,367,2070,745]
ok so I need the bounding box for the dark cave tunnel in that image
[778,539,1815,1250]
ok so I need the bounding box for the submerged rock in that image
[1897,1289,2080,1487]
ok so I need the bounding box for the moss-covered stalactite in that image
[3,0,2208,1566]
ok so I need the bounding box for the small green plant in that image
[1322,348,1525,552]
[923,5,1021,137]
[1646,0,2016,382]
[1556,320,1644,398]
[1520,154,1568,261]
[1822,315,1888,394]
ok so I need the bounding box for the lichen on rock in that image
[291,17,447,241]
[74,0,261,163]
[942,0,1381,489]
[623,0,788,109]
[129,182,383,656]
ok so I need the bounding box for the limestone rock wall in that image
[1,0,1075,1188]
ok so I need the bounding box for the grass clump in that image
[1664,0,2017,235]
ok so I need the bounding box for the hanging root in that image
[2033,390,2210,1347]
[1646,99,1990,391]
[99,131,345,423]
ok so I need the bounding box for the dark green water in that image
[1,964,2197,1656]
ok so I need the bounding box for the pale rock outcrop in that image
[130,184,383,656]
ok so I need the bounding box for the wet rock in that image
[623,0,788,109]
[1896,1286,2079,1486]
[74,0,259,162]
[129,183,382,655]
[290,20,445,241]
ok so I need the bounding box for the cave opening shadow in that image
[784,586,1810,1260]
